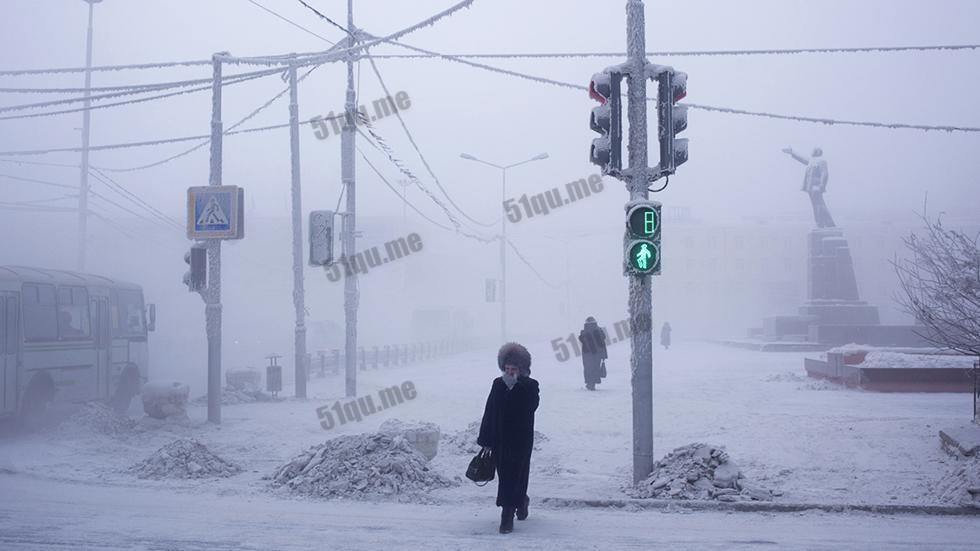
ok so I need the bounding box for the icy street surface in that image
[2,474,979,550]
[1,341,979,549]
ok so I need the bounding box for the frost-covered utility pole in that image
[342,0,359,398]
[205,53,225,424]
[625,0,655,485]
[287,58,308,399]
[76,0,102,271]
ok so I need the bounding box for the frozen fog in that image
[0,1,978,549]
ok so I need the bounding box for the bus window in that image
[23,284,58,342]
[5,297,17,352]
[57,286,90,339]
[111,289,145,337]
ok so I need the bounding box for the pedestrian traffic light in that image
[657,69,688,175]
[624,201,661,276]
[588,71,623,175]
[183,243,207,292]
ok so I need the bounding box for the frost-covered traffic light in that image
[624,201,661,276]
[657,69,688,175]
[588,71,623,175]
[183,243,207,293]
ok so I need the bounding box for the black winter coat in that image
[477,375,540,507]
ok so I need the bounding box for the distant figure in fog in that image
[478,342,539,534]
[661,322,672,350]
[579,316,608,391]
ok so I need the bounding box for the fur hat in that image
[497,342,532,374]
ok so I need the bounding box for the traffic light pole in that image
[206,53,225,424]
[288,59,308,400]
[342,0,359,398]
[625,0,654,485]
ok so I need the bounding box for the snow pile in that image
[191,386,274,406]
[270,432,455,501]
[58,402,136,436]
[860,351,976,369]
[629,443,774,502]
[441,420,548,455]
[378,419,440,460]
[141,381,190,419]
[130,439,241,480]
[933,457,980,507]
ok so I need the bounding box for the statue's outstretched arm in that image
[783,148,809,165]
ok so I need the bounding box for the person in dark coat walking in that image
[579,316,608,390]
[477,342,539,534]
[660,321,672,350]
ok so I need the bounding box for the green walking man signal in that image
[624,201,661,276]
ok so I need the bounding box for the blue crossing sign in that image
[187,186,244,240]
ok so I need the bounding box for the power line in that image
[0,70,275,120]
[294,0,352,37]
[95,64,321,172]
[0,172,77,190]
[506,238,559,290]
[366,43,980,60]
[6,41,977,78]
[88,168,183,230]
[378,36,980,133]
[0,59,212,77]
[245,0,337,44]
[363,52,497,228]
[0,67,283,95]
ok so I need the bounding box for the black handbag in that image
[466,448,495,486]
[599,359,607,378]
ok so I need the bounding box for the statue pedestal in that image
[801,228,880,325]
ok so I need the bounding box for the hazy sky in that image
[1,0,978,231]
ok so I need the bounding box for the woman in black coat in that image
[477,342,539,534]
[579,316,608,390]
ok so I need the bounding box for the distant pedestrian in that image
[478,342,540,534]
[579,316,608,391]
[660,322,672,350]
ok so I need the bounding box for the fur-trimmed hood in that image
[497,342,532,375]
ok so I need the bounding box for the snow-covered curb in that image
[538,496,980,516]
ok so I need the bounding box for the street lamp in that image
[459,151,549,344]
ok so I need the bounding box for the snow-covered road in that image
[2,474,978,551]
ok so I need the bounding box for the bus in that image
[0,266,155,428]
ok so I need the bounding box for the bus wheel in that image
[109,365,140,415]
[19,375,54,432]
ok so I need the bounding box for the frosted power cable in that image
[364,52,497,228]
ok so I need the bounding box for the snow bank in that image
[628,443,774,502]
[270,432,456,502]
[190,386,274,406]
[130,439,241,480]
[441,420,548,455]
[58,402,136,437]
[860,351,977,369]
[933,457,980,507]
[141,381,190,419]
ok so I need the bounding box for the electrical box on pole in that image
[309,210,334,266]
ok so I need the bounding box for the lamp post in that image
[459,152,549,344]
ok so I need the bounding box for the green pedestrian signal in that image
[624,201,662,276]
[627,240,660,274]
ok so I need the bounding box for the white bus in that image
[0,266,155,428]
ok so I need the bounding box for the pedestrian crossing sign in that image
[187,185,244,239]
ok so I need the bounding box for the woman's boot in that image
[499,506,515,533]
[516,495,529,520]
